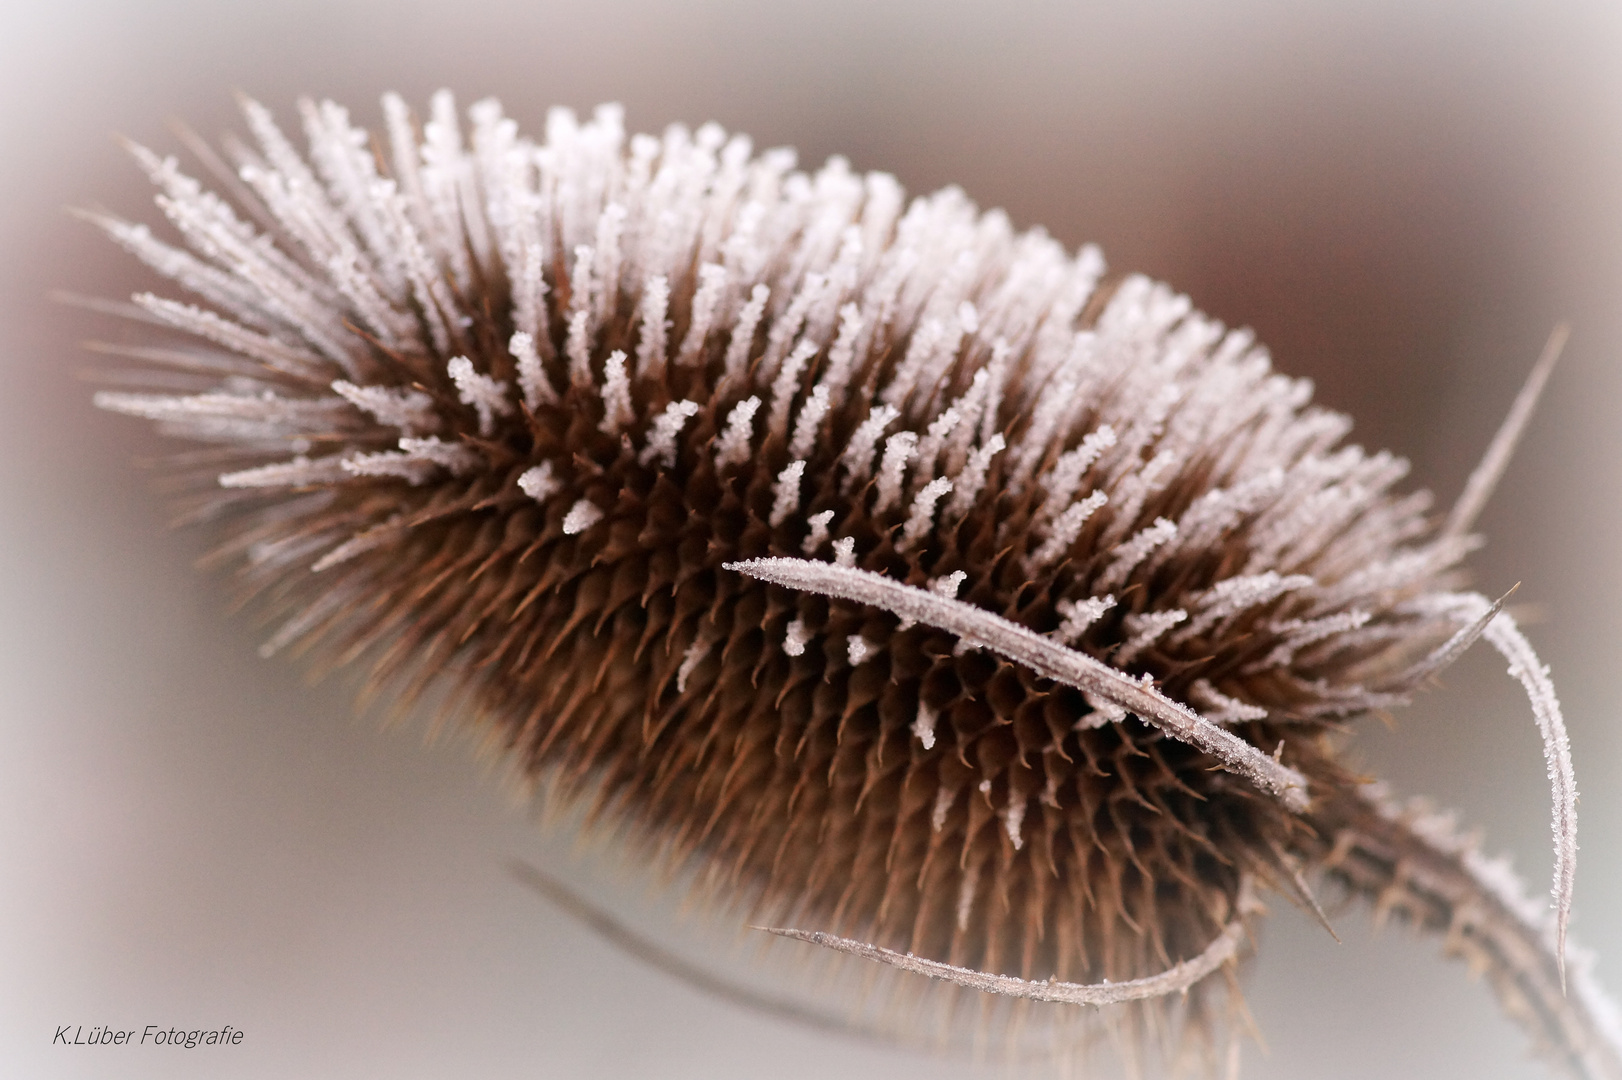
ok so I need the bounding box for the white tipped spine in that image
[562,498,604,535]
[770,460,807,527]
[714,396,761,469]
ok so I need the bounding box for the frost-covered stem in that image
[1313,790,1622,1080]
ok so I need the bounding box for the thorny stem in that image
[1311,789,1622,1080]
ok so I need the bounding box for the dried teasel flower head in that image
[88,92,1621,1075]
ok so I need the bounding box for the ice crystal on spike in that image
[89,92,1616,1077]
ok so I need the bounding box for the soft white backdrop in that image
[4,2,1621,1078]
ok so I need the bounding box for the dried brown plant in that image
[86,92,1620,1077]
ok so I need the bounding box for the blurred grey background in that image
[4,1,1621,1077]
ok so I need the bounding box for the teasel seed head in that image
[88,92,1620,1075]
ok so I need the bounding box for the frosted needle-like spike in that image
[1444,324,1567,540]
[1382,586,1515,693]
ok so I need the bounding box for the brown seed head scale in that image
[86,92,1620,1076]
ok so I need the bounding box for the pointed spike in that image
[1444,324,1568,540]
